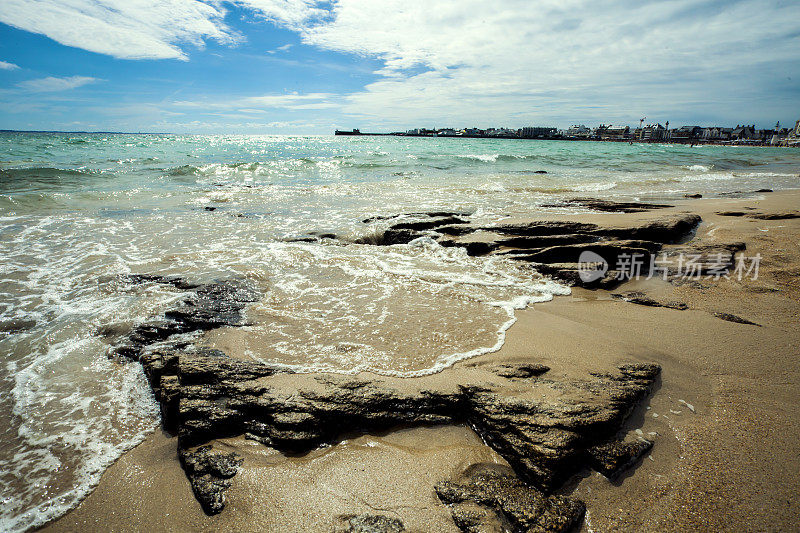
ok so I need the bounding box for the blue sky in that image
[0,0,798,133]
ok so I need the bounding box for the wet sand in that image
[43,190,800,532]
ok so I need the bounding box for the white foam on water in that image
[685,164,713,172]
[232,238,570,377]
[1,337,160,533]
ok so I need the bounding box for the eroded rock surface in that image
[334,514,406,533]
[435,464,585,533]
[540,197,673,213]
[611,291,688,310]
[112,270,661,527]
[357,204,702,289]
[587,436,654,478]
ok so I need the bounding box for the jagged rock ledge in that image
[106,275,660,532]
[357,199,704,289]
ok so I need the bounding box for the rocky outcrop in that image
[587,436,653,478]
[357,205,702,289]
[540,198,673,213]
[111,256,661,528]
[435,464,585,533]
[179,444,243,514]
[611,291,688,310]
[717,210,799,220]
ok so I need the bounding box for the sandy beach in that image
[37,189,800,532]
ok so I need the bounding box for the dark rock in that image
[515,240,658,264]
[334,514,406,533]
[204,206,217,211]
[435,464,585,533]
[527,262,622,289]
[285,237,318,243]
[489,214,700,245]
[713,312,760,326]
[490,221,600,237]
[659,242,745,277]
[542,198,673,213]
[363,211,471,223]
[597,214,701,243]
[492,363,550,378]
[0,318,37,333]
[437,225,477,236]
[533,170,548,174]
[587,436,653,478]
[391,216,469,231]
[718,210,799,220]
[380,229,425,245]
[179,444,243,515]
[111,277,258,360]
[611,291,688,310]
[440,240,499,257]
[684,193,702,198]
[497,234,599,249]
[747,212,800,220]
[754,189,773,193]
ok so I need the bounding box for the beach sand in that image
[43,190,800,532]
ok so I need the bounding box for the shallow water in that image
[1,132,799,531]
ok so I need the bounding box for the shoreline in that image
[41,190,800,532]
[335,131,800,148]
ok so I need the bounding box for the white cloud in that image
[2,0,798,127]
[234,0,327,30]
[0,60,20,70]
[0,0,238,60]
[284,0,800,126]
[18,75,99,92]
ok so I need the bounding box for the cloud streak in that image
[0,60,20,70]
[18,75,99,92]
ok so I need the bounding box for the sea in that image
[1,132,799,531]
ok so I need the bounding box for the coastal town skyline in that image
[335,120,800,146]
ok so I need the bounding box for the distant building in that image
[787,120,800,146]
[436,128,457,136]
[565,125,591,138]
[731,125,756,141]
[672,126,702,140]
[633,124,668,141]
[520,126,557,138]
[596,125,630,140]
[701,127,721,140]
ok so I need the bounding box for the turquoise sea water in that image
[1,132,799,530]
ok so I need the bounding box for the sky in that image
[0,0,798,134]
